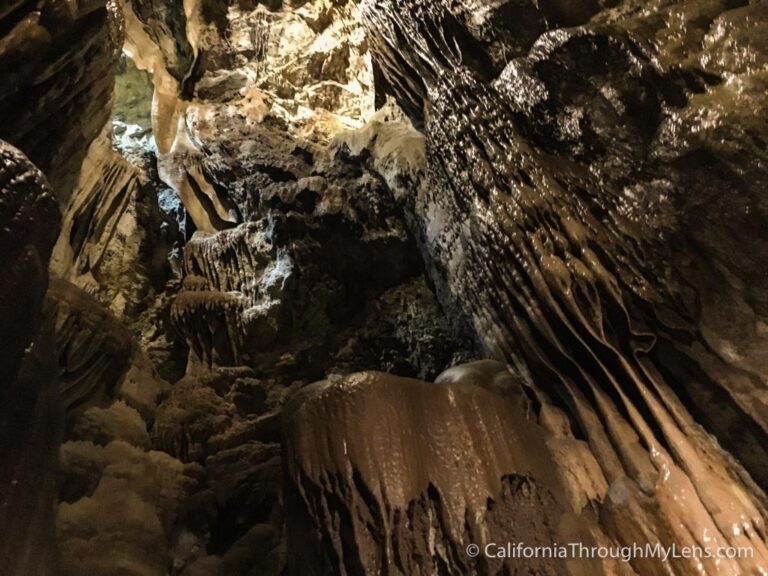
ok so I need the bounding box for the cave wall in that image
[0,1,767,575]
[0,0,122,205]
[0,2,122,574]
[40,2,472,574]
[339,0,768,573]
[0,142,61,576]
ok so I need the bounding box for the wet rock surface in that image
[282,368,588,576]
[0,1,767,575]
[357,0,768,573]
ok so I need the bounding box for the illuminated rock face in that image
[1,1,767,575]
[337,0,768,573]
[118,0,376,234]
[283,368,587,576]
[0,0,121,204]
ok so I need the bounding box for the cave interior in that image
[0,0,767,575]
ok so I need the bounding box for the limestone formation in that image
[0,1,767,575]
[0,0,122,203]
[283,368,594,575]
[51,132,179,321]
[0,142,61,576]
[355,0,768,572]
[117,0,376,234]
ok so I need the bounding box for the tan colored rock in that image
[72,401,151,449]
[0,0,121,203]
[58,440,201,576]
[117,0,376,232]
[283,370,605,575]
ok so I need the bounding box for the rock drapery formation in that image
[283,366,605,576]
[0,0,766,575]
[0,0,122,205]
[344,0,768,573]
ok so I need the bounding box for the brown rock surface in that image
[1,1,767,575]
[0,0,122,203]
[283,368,603,575]
[0,141,61,576]
[354,0,768,573]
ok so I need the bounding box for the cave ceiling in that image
[0,0,767,575]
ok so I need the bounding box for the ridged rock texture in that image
[0,0,122,204]
[324,0,767,573]
[283,364,604,576]
[0,0,766,576]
